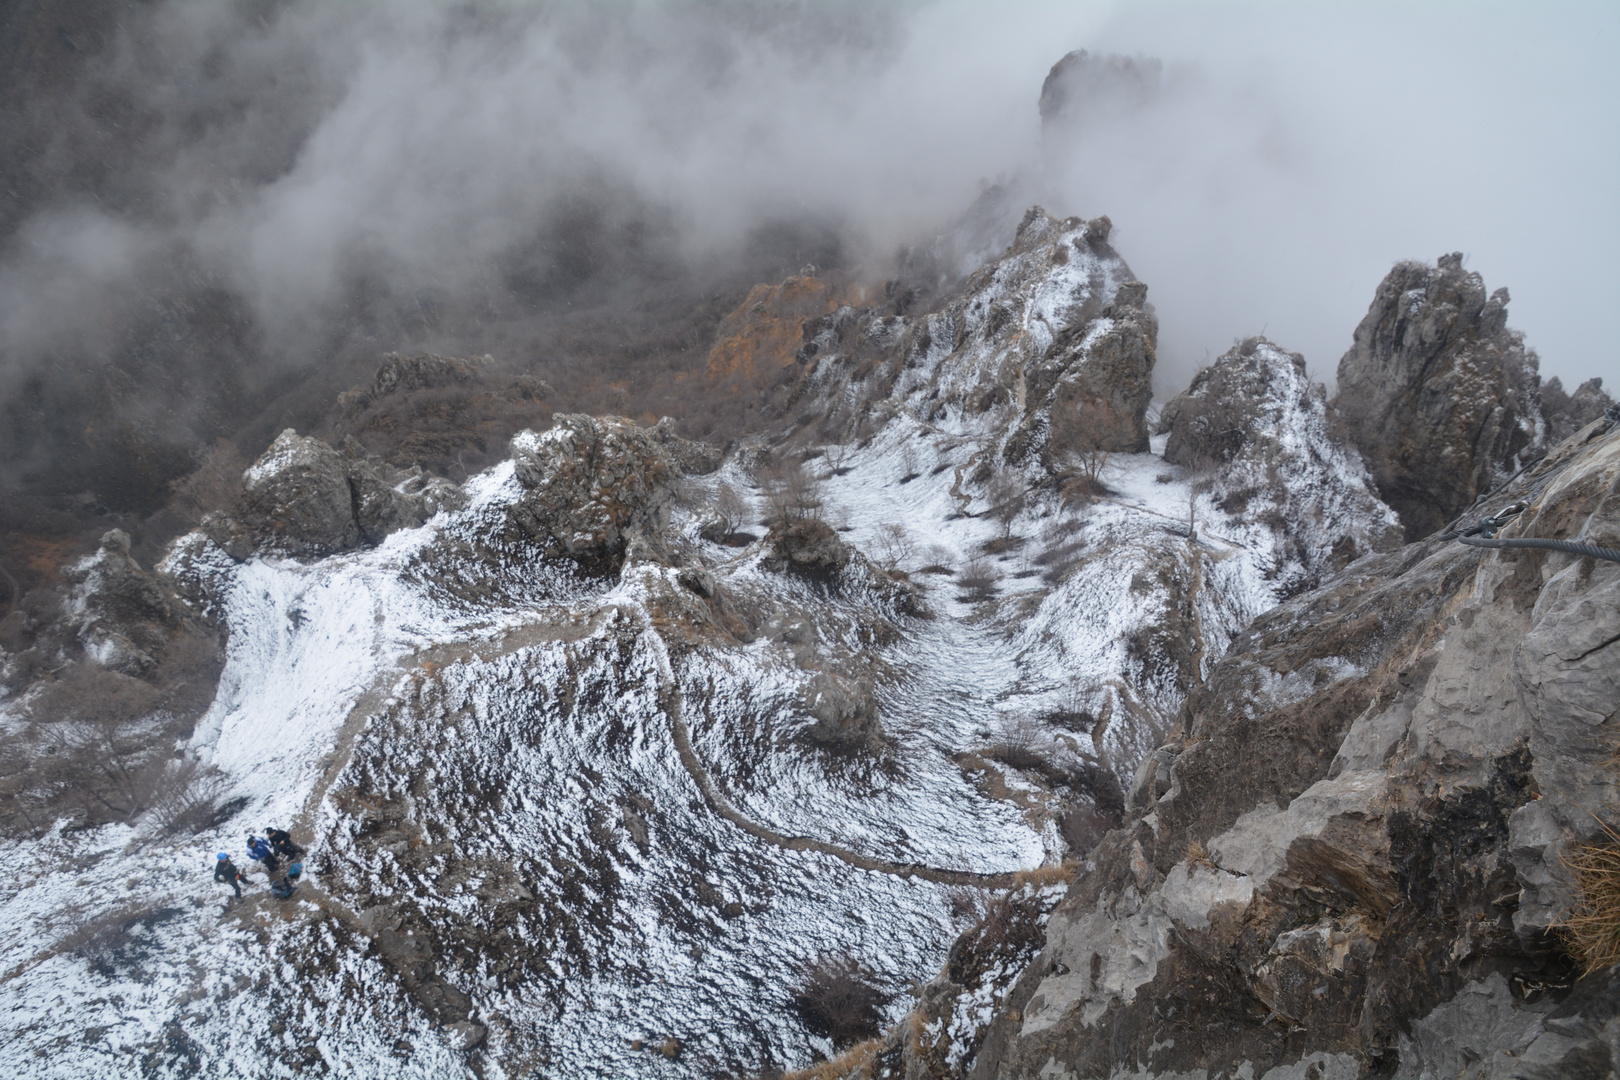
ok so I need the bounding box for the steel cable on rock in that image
[1458,535,1620,562]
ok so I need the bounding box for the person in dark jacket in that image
[265,827,302,860]
[246,834,280,874]
[214,852,244,898]
[269,875,297,900]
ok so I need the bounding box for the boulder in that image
[1332,254,1543,541]
[237,430,359,557]
[62,529,210,674]
[216,430,463,560]
[507,415,682,568]
[761,518,849,579]
[798,671,883,752]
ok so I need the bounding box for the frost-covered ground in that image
[0,209,1398,1076]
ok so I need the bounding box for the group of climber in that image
[213,826,305,903]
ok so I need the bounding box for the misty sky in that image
[2,0,1615,401]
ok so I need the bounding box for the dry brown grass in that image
[1560,819,1620,975]
[1009,861,1080,889]
[781,1038,881,1080]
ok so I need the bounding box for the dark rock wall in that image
[1332,253,1544,541]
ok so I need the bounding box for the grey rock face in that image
[1333,253,1544,541]
[61,529,191,674]
[1540,376,1615,447]
[761,518,849,579]
[648,416,723,476]
[945,421,1620,1078]
[1036,280,1157,455]
[508,414,682,568]
[237,430,359,557]
[798,671,883,752]
[215,429,463,560]
[335,352,491,416]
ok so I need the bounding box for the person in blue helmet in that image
[214,852,244,898]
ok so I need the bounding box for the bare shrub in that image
[791,953,892,1048]
[149,758,233,837]
[166,439,249,527]
[872,523,913,572]
[714,482,749,537]
[1054,441,1112,507]
[956,555,1001,602]
[759,458,825,526]
[993,715,1045,773]
[984,472,1025,540]
[59,903,186,980]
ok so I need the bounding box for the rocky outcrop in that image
[762,518,850,579]
[798,671,883,752]
[1025,279,1157,457]
[1039,50,1162,135]
[329,352,553,479]
[941,417,1620,1078]
[1333,254,1544,541]
[507,414,682,568]
[648,416,722,475]
[790,206,1149,468]
[61,529,202,675]
[208,429,462,560]
[1541,376,1615,448]
[1160,336,1402,584]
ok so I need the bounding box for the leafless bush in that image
[758,458,825,526]
[994,715,1045,773]
[713,483,749,536]
[5,659,227,835]
[871,523,914,572]
[166,439,249,527]
[59,903,186,980]
[984,471,1026,540]
[1055,442,1112,507]
[956,555,1002,603]
[149,758,233,836]
[791,953,892,1048]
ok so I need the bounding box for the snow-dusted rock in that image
[61,529,192,674]
[507,413,682,568]
[762,518,850,579]
[1161,336,1402,583]
[217,428,463,560]
[956,410,1620,1079]
[1333,253,1544,540]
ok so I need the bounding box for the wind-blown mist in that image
[0,0,1613,510]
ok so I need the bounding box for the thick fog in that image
[1,0,1613,422]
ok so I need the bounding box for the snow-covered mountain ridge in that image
[6,205,1592,1079]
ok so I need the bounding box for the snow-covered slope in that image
[0,209,1401,1078]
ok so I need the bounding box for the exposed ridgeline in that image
[0,205,1408,1075]
[1333,254,1545,542]
[894,409,1620,1077]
